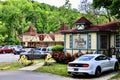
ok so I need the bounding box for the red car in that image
[0,46,14,53]
[0,46,3,53]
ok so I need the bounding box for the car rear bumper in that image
[68,67,95,75]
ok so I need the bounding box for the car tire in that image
[114,62,119,71]
[95,67,101,77]
[72,74,77,77]
[3,51,6,54]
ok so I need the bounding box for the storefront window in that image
[115,35,120,48]
[100,35,108,49]
[88,35,91,49]
[73,34,87,49]
[70,35,73,48]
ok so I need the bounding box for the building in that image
[21,24,69,48]
[61,17,120,57]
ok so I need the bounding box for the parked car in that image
[0,45,14,53]
[20,49,46,60]
[35,47,52,54]
[0,46,3,53]
[13,45,23,55]
[68,54,119,77]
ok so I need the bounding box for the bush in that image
[52,45,64,52]
[51,51,82,64]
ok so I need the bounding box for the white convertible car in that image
[68,54,119,77]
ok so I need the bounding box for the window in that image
[70,35,73,48]
[115,35,120,48]
[76,23,85,30]
[77,56,94,61]
[88,35,91,49]
[100,35,108,49]
[95,55,108,61]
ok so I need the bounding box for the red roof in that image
[56,24,69,33]
[49,33,55,40]
[88,21,120,31]
[24,26,38,35]
[61,20,120,33]
[74,16,92,25]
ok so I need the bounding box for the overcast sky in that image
[35,0,93,9]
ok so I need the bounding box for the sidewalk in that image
[19,62,44,71]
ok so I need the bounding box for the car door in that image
[34,50,41,59]
[101,56,112,71]
[95,55,111,72]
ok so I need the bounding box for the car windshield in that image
[42,48,46,51]
[77,55,94,61]
[17,46,22,49]
[27,50,41,54]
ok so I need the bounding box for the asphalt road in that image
[0,54,19,63]
[0,71,72,80]
[0,70,118,80]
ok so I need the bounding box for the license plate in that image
[74,68,78,71]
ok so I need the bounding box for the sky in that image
[35,0,93,9]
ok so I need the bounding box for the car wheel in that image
[114,62,119,71]
[3,51,6,54]
[95,67,101,77]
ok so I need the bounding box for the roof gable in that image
[56,24,69,33]
[74,16,92,25]
[24,26,37,35]
[49,33,55,40]
[44,34,54,41]
[38,34,45,40]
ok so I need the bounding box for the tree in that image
[0,0,82,45]
[1,0,32,45]
[93,0,120,19]
[78,0,114,24]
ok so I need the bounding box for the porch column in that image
[108,33,111,57]
[64,34,66,53]
[96,32,98,54]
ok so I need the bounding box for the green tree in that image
[93,0,120,19]
[78,0,113,24]
[1,0,32,45]
[0,0,83,45]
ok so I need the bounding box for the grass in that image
[35,62,120,79]
[110,70,120,79]
[110,64,120,80]
[110,72,120,80]
[0,59,44,70]
[0,62,23,70]
[35,62,69,77]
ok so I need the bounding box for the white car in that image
[68,54,119,77]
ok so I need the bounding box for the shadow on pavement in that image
[69,70,117,79]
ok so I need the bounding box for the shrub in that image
[73,53,83,59]
[51,51,82,64]
[85,51,93,54]
[51,45,64,52]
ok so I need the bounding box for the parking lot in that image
[0,54,19,63]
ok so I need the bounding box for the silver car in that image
[68,54,119,77]
[20,49,46,60]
